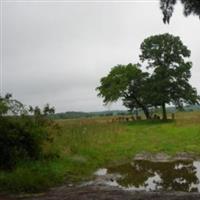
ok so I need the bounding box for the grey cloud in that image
[2,1,200,112]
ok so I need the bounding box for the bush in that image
[0,116,50,169]
[0,94,57,170]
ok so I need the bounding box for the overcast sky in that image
[1,0,200,112]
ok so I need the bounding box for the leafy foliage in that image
[96,63,151,119]
[97,33,199,120]
[0,93,26,116]
[160,0,200,23]
[0,94,56,169]
[140,33,199,119]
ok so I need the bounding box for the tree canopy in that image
[97,33,199,120]
[160,0,200,23]
[96,63,151,119]
[140,33,199,119]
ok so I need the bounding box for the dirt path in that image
[4,153,200,200]
[5,185,200,200]
[0,195,14,200]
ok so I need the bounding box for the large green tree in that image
[96,63,151,119]
[160,0,200,23]
[140,33,199,119]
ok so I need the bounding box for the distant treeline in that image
[50,110,129,119]
[50,105,200,120]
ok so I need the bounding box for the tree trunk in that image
[134,98,150,119]
[162,103,167,120]
[127,94,151,120]
[141,104,151,119]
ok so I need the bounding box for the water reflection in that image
[107,160,200,192]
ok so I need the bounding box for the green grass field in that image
[1,112,200,193]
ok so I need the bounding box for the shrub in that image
[0,94,57,170]
[0,116,50,169]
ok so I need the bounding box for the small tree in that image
[140,33,199,119]
[0,93,26,116]
[96,63,151,119]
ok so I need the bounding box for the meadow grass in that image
[1,112,200,193]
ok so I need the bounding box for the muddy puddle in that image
[93,159,200,192]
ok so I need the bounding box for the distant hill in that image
[50,105,200,120]
[50,110,129,119]
[166,105,200,113]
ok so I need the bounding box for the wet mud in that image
[14,185,200,200]
[4,153,200,200]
